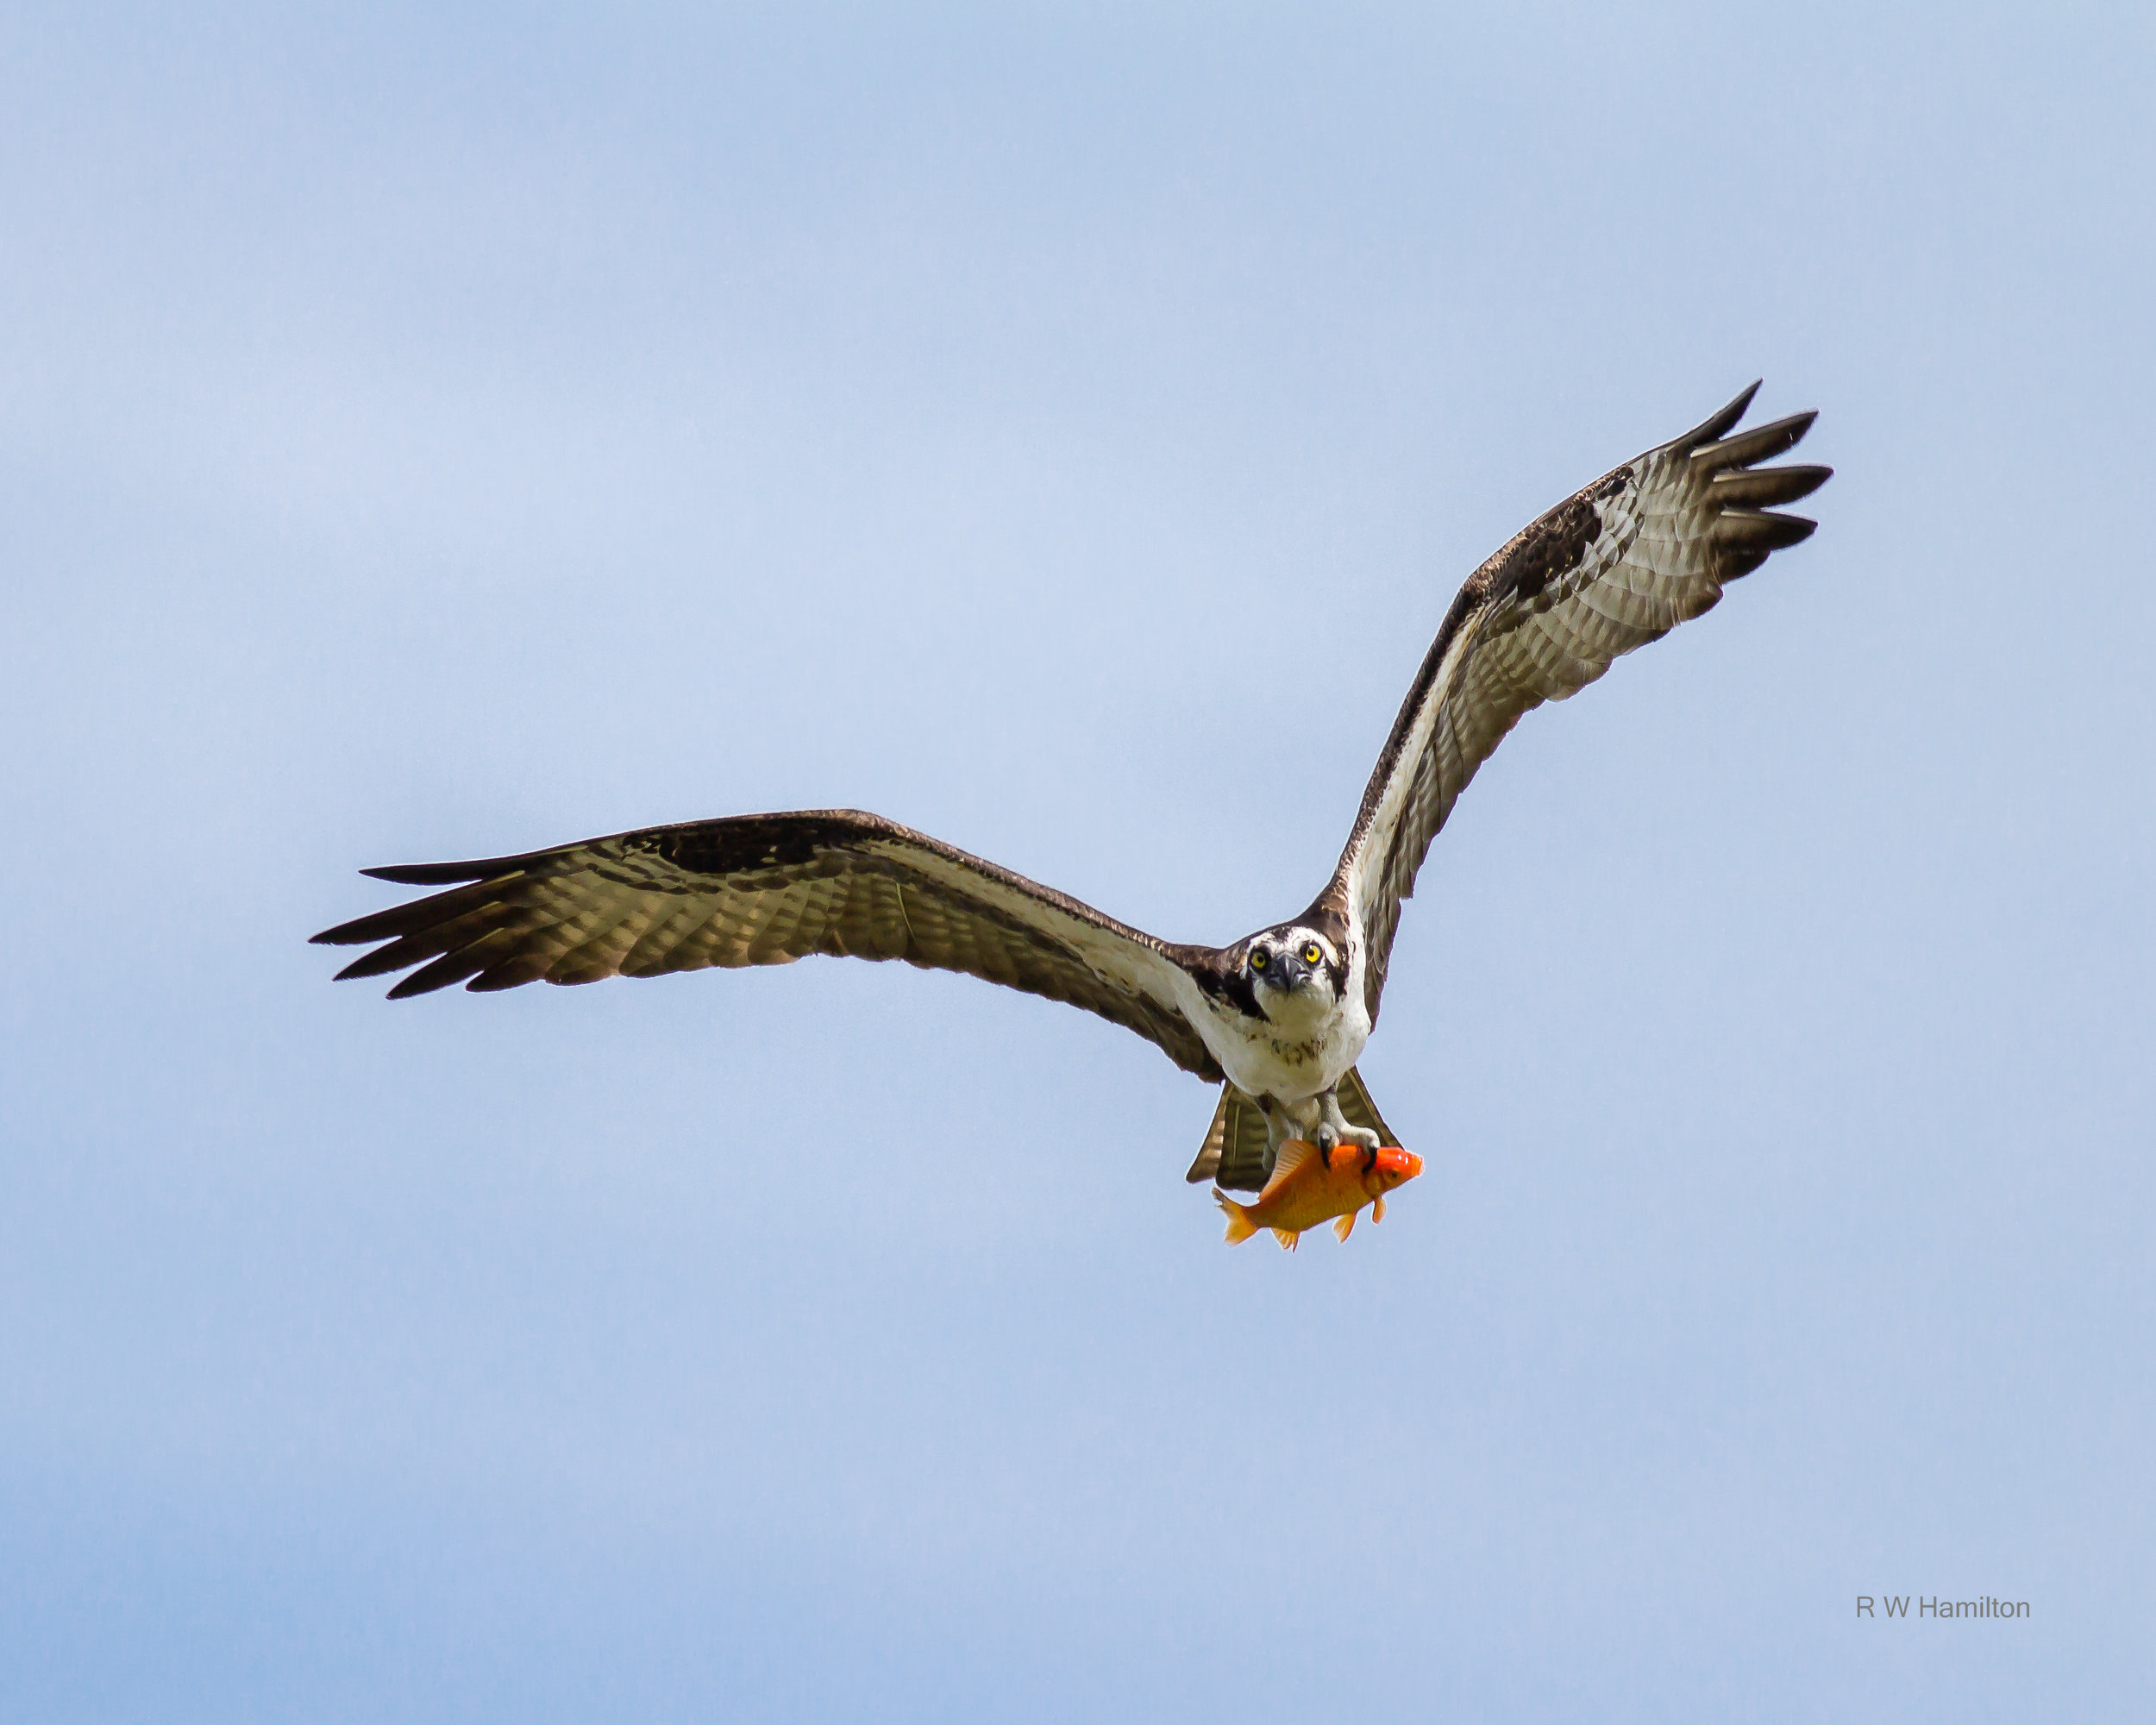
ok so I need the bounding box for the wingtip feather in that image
[312,914,383,948]
[1683,381,1764,450]
[1693,411,1817,473]
[333,947,414,982]
[1708,462,1833,509]
[362,861,492,886]
[1713,508,1819,552]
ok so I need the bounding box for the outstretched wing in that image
[313,808,1225,1079]
[1323,383,1829,1020]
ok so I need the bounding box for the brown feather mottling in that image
[316,810,1228,1082]
[314,386,1827,1107]
[1326,384,1827,1021]
[1495,493,1601,603]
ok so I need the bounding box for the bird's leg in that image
[1257,1097,1299,1177]
[1316,1086,1381,1155]
[1259,1094,1346,1171]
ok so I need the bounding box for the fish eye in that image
[1302,943,1321,965]
[1249,949,1268,971]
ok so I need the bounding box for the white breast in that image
[1175,938,1372,1104]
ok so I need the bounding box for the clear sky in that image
[4,3,2151,1720]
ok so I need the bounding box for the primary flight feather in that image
[315,383,1828,1188]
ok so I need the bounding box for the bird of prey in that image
[315,383,1827,1190]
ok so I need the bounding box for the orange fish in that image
[1215,1139,1423,1249]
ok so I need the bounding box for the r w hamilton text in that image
[1858,1596,2028,1620]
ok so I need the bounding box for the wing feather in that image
[1322,384,1828,1019]
[316,809,1223,1079]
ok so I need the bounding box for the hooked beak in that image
[1265,951,1312,989]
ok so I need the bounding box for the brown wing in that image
[312,808,1224,1079]
[1321,383,1829,1020]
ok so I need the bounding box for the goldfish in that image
[1215,1138,1423,1249]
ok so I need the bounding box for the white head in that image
[1242,924,1345,1025]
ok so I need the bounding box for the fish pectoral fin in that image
[1271,1227,1300,1251]
[1333,1209,1357,1243]
[1371,1195,1386,1224]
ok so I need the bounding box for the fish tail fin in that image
[1214,1188,1258,1246]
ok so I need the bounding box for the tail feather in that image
[1214,1188,1258,1245]
[1194,1068,1402,1195]
[1336,1066,1399,1148]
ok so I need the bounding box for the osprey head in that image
[1244,924,1344,1021]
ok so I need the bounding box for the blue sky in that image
[3,3,2151,1719]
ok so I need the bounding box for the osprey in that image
[315,384,1827,1190]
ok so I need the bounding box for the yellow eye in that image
[1302,943,1321,965]
[1250,950,1268,971]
